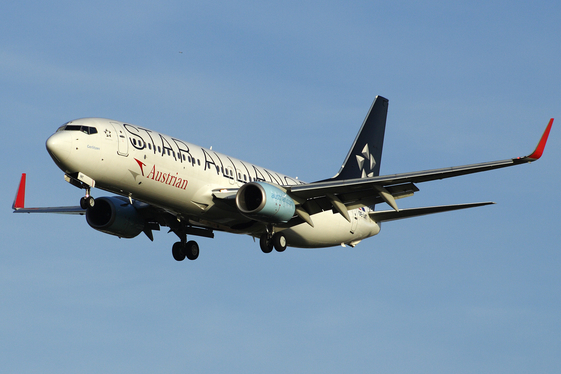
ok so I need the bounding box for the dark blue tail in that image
[331,96,389,180]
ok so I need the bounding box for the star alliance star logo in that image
[355,143,376,178]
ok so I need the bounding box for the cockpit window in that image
[58,124,98,135]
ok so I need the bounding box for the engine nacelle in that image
[235,182,296,223]
[86,196,145,238]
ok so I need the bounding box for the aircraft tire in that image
[80,196,95,209]
[172,242,186,261]
[260,234,273,254]
[272,233,287,252]
[185,240,199,260]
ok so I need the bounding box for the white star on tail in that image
[355,144,376,178]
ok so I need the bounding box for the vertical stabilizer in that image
[332,96,389,180]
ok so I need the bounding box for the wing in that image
[285,119,553,221]
[12,173,85,214]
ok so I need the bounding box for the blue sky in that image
[1,1,560,373]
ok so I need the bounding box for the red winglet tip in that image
[13,173,26,209]
[527,118,553,161]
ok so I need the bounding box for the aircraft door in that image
[110,122,129,156]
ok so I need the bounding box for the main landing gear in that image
[172,240,199,261]
[260,232,287,254]
[171,224,200,261]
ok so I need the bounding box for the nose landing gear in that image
[80,195,95,209]
[79,186,95,209]
[63,172,95,209]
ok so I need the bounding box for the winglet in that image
[13,173,26,210]
[523,118,553,161]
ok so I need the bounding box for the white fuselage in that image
[46,118,381,248]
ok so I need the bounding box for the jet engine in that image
[86,196,145,238]
[235,182,296,223]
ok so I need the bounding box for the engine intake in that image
[86,196,145,238]
[236,182,296,223]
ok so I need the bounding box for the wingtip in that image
[13,173,26,210]
[525,118,553,161]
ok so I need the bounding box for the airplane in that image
[12,96,553,261]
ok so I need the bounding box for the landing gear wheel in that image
[260,233,273,254]
[272,233,287,252]
[172,242,186,261]
[80,196,95,209]
[185,240,199,260]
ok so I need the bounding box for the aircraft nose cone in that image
[46,131,72,167]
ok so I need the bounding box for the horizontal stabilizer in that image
[369,202,494,222]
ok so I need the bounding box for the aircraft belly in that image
[281,210,380,248]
